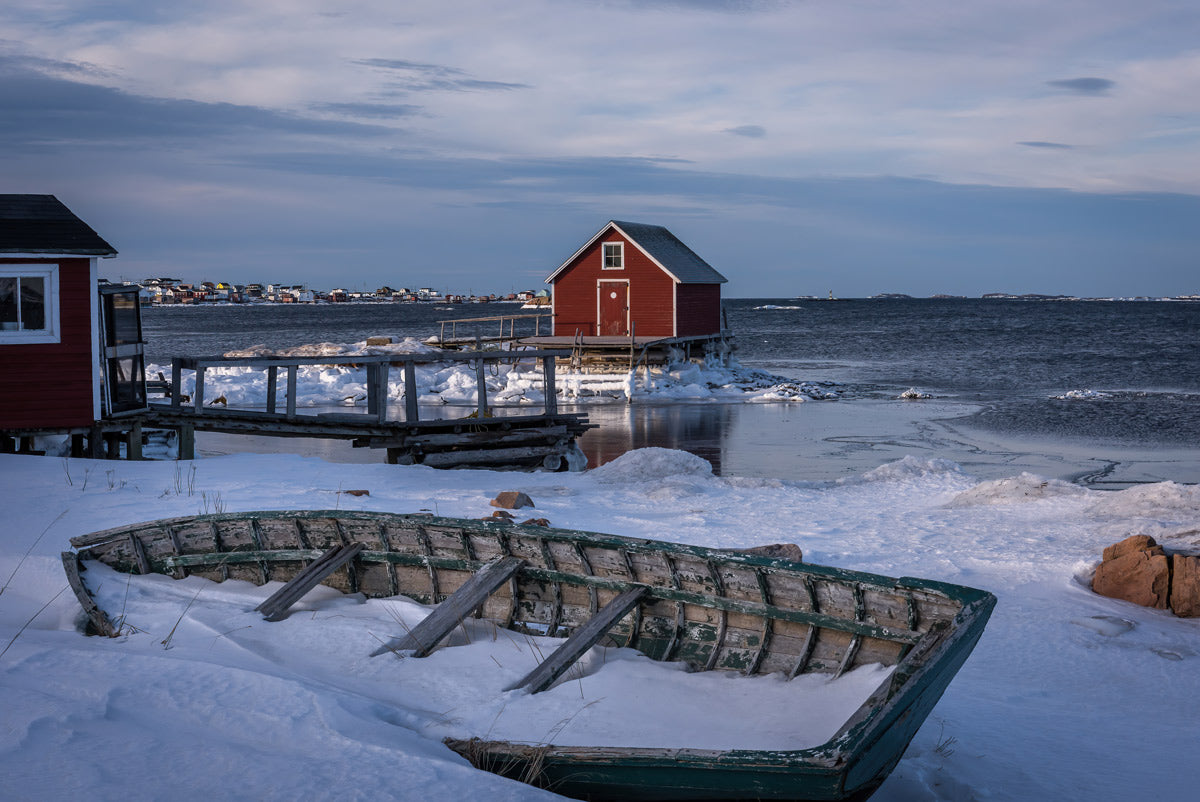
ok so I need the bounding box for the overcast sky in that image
[4,1,1199,297]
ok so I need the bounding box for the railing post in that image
[543,355,558,416]
[194,365,206,413]
[475,353,488,418]
[286,366,297,418]
[266,365,278,414]
[404,359,419,422]
[171,359,182,408]
[376,362,390,423]
[366,364,379,418]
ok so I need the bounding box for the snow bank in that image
[4,450,1200,801]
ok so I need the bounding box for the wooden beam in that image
[506,585,648,694]
[370,556,524,658]
[254,542,364,621]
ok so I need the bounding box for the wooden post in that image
[366,364,379,418]
[286,366,297,418]
[88,423,104,459]
[542,355,558,416]
[194,366,206,412]
[404,360,419,422]
[475,354,487,419]
[126,420,143,461]
[177,423,195,460]
[376,362,390,423]
[171,359,182,408]
[266,366,278,414]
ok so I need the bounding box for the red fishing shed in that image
[0,195,134,435]
[545,221,728,338]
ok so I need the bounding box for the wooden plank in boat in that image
[255,542,364,621]
[507,585,649,694]
[371,556,525,658]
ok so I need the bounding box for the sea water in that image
[141,299,1200,485]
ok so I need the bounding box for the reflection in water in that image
[571,403,735,475]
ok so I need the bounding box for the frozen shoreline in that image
[4,448,1200,800]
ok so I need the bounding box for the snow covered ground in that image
[3,448,1200,800]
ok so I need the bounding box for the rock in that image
[522,518,551,527]
[1169,555,1200,617]
[489,510,515,520]
[1093,550,1170,609]
[365,336,392,346]
[1102,535,1163,562]
[490,491,534,510]
[743,543,804,563]
[342,489,369,497]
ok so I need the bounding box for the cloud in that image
[352,58,530,92]
[0,60,389,150]
[1018,141,1073,149]
[1046,77,1115,96]
[309,102,422,120]
[724,124,766,138]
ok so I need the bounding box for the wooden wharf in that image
[519,330,735,373]
[3,348,593,470]
[148,348,591,469]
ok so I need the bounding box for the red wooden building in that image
[0,195,128,433]
[545,221,727,339]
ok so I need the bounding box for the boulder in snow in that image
[743,543,804,563]
[490,491,534,510]
[1092,535,1170,610]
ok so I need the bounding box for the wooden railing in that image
[168,349,567,424]
[436,313,548,346]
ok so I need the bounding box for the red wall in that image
[0,258,95,428]
[551,226,721,338]
[675,283,722,336]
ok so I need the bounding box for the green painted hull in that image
[69,510,996,802]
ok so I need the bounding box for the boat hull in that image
[67,510,995,802]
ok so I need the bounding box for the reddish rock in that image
[489,510,515,520]
[490,491,534,510]
[343,489,369,497]
[1093,551,1170,609]
[1169,555,1200,618]
[1102,535,1162,562]
[744,543,804,563]
[521,518,551,527]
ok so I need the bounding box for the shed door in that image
[598,281,629,336]
[100,287,147,415]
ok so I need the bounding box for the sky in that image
[3,0,1199,298]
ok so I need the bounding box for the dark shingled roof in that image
[0,195,117,256]
[609,221,726,284]
[547,220,727,285]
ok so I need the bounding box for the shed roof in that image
[0,195,117,256]
[547,220,727,285]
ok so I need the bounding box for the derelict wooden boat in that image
[66,510,995,802]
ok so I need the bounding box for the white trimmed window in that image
[0,264,60,343]
[602,241,624,270]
